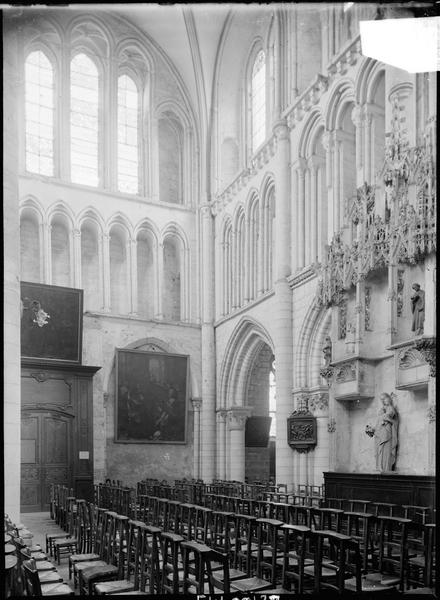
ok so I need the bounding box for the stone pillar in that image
[322,131,334,244]
[386,264,398,345]
[227,408,250,482]
[191,398,202,480]
[257,200,264,295]
[200,204,216,481]
[101,233,111,312]
[244,215,250,303]
[272,120,294,486]
[424,253,436,336]
[351,104,364,182]
[156,242,164,319]
[295,158,306,270]
[427,378,435,476]
[4,17,21,522]
[73,228,82,289]
[129,238,138,316]
[333,131,342,231]
[44,223,53,284]
[216,410,227,479]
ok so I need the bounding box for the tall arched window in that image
[25,51,54,176]
[118,74,139,194]
[70,53,99,186]
[251,50,266,153]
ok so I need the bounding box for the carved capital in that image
[191,397,202,412]
[272,119,289,140]
[320,366,335,386]
[216,410,227,424]
[227,407,251,430]
[414,336,436,377]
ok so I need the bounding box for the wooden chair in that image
[79,513,129,595]
[93,520,144,594]
[53,499,83,564]
[21,559,74,596]
[375,515,412,591]
[160,531,185,594]
[180,540,211,594]
[254,518,285,586]
[406,522,436,591]
[342,510,374,571]
[69,506,106,582]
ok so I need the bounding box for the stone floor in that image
[20,511,75,593]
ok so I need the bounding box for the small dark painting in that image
[115,348,188,444]
[21,281,83,364]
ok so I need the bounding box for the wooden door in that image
[21,410,72,512]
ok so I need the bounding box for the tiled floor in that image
[20,511,75,593]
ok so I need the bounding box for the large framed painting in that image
[21,281,83,364]
[115,348,189,443]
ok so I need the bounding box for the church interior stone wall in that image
[3,3,436,520]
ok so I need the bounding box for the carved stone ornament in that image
[427,405,436,423]
[320,365,334,386]
[316,128,435,309]
[327,418,336,433]
[335,360,357,383]
[398,347,425,370]
[191,397,202,412]
[309,393,329,412]
[414,336,436,377]
[287,408,317,453]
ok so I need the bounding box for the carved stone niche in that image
[332,357,375,402]
[392,339,430,390]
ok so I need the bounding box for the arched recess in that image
[80,216,102,311]
[162,234,181,321]
[50,211,72,287]
[136,227,155,319]
[158,113,184,204]
[294,296,332,488]
[20,202,43,283]
[260,175,275,292]
[109,222,130,315]
[246,192,260,301]
[218,317,275,482]
[220,216,233,316]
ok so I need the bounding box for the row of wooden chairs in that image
[4,514,74,597]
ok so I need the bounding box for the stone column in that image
[216,410,227,479]
[351,104,364,182]
[227,407,250,482]
[386,264,398,345]
[272,120,294,486]
[129,238,138,316]
[4,17,21,522]
[424,254,436,336]
[244,215,250,303]
[101,233,111,312]
[427,378,436,476]
[295,158,306,270]
[191,398,202,479]
[156,242,164,319]
[73,228,82,289]
[322,131,334,245]
[257,200,264,294]
[200,204,216,481]
[44,223,53,284]
[333,131,342,231]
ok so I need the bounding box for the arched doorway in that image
[218,317,275,483]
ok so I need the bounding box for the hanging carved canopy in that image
[317,134,436,308]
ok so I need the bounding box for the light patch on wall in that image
[360,17,440,73]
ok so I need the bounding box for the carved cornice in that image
[414,337,436,377]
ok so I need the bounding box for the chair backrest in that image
[280,524,313,594]
[204,549,231,594]
[314,530,362,594]
[21,559,43,596]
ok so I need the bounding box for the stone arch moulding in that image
[294,296,332,390]
[324,78,356,131]
[218,316,274,412]
[355,57,385,105]
[102,337,200,401]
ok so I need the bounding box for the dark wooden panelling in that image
[21,360,100,512]
[324,472,435,508]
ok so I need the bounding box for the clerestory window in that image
[117,74,139,194]
[251,50,266,153]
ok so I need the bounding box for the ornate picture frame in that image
[115,348,189,444]
[20,281,83,364]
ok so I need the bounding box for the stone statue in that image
[322,336,332,367]
[410,283,425,336]
[365,393,398,472]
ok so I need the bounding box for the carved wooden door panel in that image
[21,410,72,512]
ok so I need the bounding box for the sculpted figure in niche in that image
[410,283,425,336]
[366,393,398,472]
[322,336,332,366]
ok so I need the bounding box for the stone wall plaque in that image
[287,410,317,453]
